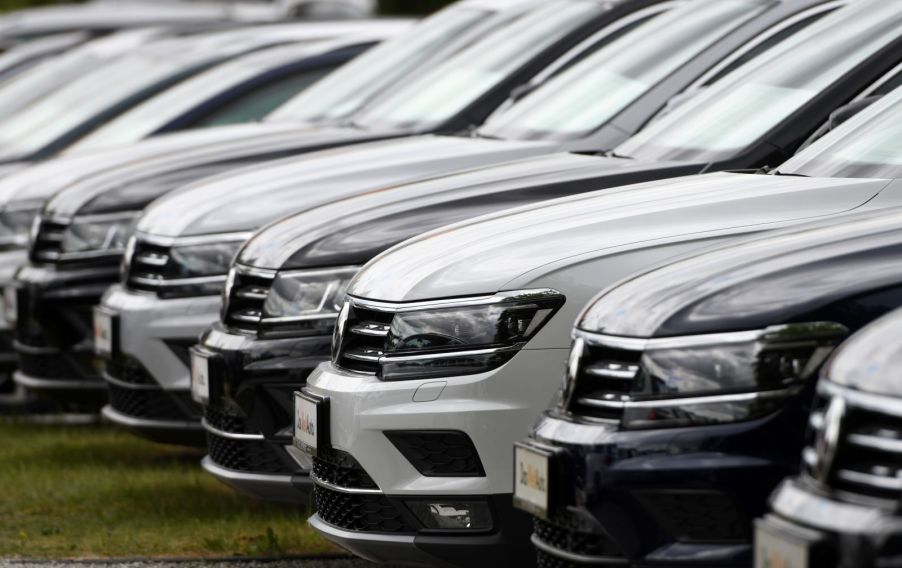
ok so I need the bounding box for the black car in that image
[189,0,902,503]
[514,171,902,566]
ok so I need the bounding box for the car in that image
[524,201,902,568]
[0,20,403,165]
[296,72,902,567]
[7,0,669,411]
[179,0,896,504]
[0,31,93,84]
[759,305,902,568]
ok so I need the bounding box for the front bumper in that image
[761,477,902,568]
[520,406,807,568]
[303,348,569,567]
[12,262,117,408]
[195,323,329,503]
[98,284,216,445]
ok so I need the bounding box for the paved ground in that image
[0,558,381,568]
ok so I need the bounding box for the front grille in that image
[223,266,275,332]
[206,432,294,474]
[108,382,194,421]
[806,385,902,502]
[313,447,378,490]
[335,303,393,375]
[104,354,156,386]
[29,218,68,263]
[314,485,414,533]
[385,431,485,476]
[533,517,623,559]
[126,239,172,293]
[566,338,642,421]
[634,490,748,542]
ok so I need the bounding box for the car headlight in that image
[157,239,246,299]
[337,289,564,381]
[563,322,848,430]
[258,266,358,337]
[0,203,40,250]
[61,213,139,255]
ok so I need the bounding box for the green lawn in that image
[0,420,339,559]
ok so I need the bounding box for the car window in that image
[268,6,489,124]
[779,85,902,179]
[353,0,608,131]
[478,0,767,142]
[617,0,902,164]
[193,67,335,127]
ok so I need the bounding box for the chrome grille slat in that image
[30,218,69,264]
[566,338,643,421]
[807,383,902,503]
[223,267,275,333]
[335,302,394,375]
[125,240,173,293]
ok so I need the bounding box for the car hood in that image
[348,173,894,302]
[136,135,557,238]
[579,202,902,338]
[238,152,702,269]
[0,122,310,211]
[30,123,396,219]
[824,305,902,397]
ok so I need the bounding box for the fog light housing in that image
[406,500,493,531]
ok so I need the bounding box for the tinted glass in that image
[354,1,605,131]
[617,0,902,163]
[778,86,902,179]
[479,0,766,141]
[268,6,488,123]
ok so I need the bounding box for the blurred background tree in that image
[0,0,456,14]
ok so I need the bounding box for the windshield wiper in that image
[772,170,809,177]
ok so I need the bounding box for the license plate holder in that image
[754,519,819,568]
[190,349,214,405]
[294,390,329,457]
[2,285,17,325]
[93,307,118,358]
[513,442,561,519]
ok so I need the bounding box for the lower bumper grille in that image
[18,352,82,380]
[105,355,156,386]
[313,447,378,490]
[314,485,414,533]
[108,382,194,421]
[206,432,293,474]
[205,405,257,435]
[533,518,623,562]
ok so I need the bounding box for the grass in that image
[0,420,340,560]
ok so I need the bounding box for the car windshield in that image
[479,0,766,141]
[0,51,191,160]
[69,45,316,153]
[268,6,489,124]
[352,0,606,132]
[778,87,902,179]
[616,0,902,164]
